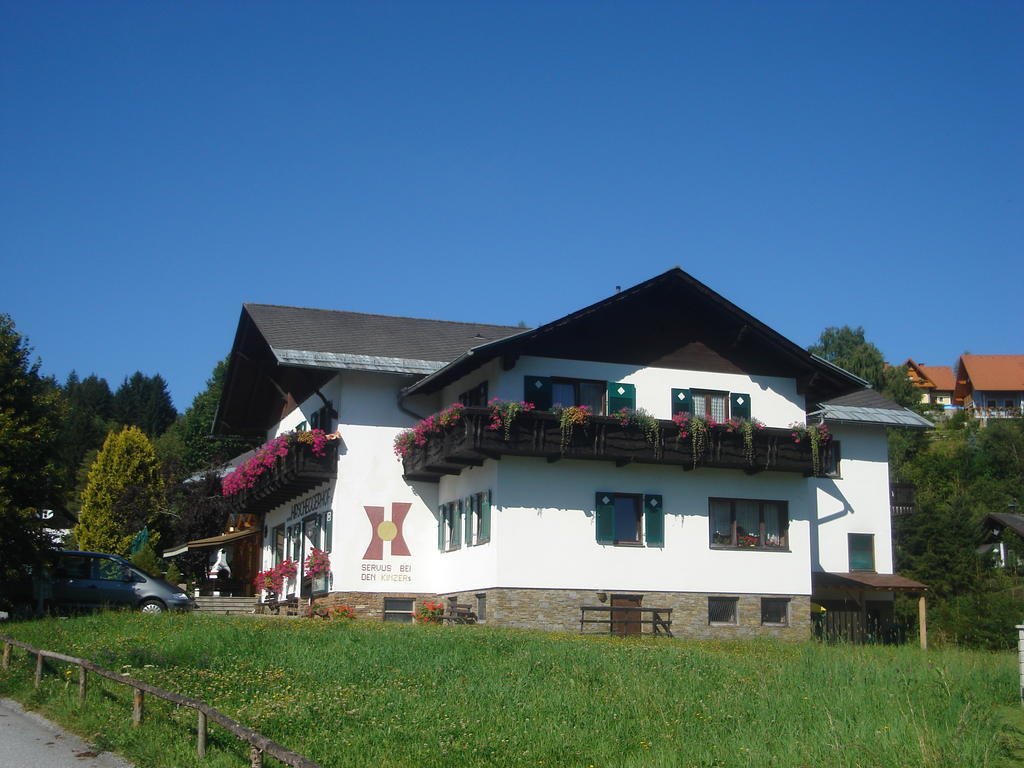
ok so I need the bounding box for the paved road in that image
[0,698,134,768]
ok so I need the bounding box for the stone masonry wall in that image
[315,587,810,640]
[316,591,433,621]
[438,587,811,641]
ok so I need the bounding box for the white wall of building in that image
[489,458,814,596]
[247,359,896,602]
[440,355,807,428]
[257,371,444,596]
[811,423,893,574]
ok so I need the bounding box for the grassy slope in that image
[0,613,1018,768]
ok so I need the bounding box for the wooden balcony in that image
[225,441,339,515]
[402,408,817,482]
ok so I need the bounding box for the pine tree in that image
[0,314,65,608]
[76,426,165,555]
[112,372,177,437]
[58,371,114,504]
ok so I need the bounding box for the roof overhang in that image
[808,404,934,429]
[163,528,260,558]
[813,571,928,592]
[271,349,444,375]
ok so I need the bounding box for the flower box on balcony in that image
[400,407,817,482]
[223,433,340,515]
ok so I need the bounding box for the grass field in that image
[0,612,1019,768]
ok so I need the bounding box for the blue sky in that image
[2,1,1021,411]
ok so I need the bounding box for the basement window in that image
[383,598,414,623]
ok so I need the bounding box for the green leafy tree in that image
[808,326,917,407]
[76,426,165,555]
[0,314,65,608]
[112,372,177,437]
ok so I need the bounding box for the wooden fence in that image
[0,634,321,768]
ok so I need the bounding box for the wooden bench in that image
[442,603,477,625]
[256,595,300,616]
[579,605,673,637]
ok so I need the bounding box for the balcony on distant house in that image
[401,407,818,482]
[890,482,916,517]
[224,440,339,515]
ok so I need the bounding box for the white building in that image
[213,268,931,639]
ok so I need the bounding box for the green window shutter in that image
[438,504,446,551]
[644,495,664,547]
[478,490,491,543]
[730,392,751,420]
[607,381,636,414]
[524,376,552,411]
[596,493,615,544]
[671,388,692,416]
[464,496,475,546]
[453,500,463,549]
[324,510,333,553]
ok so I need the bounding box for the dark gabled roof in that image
[216,267,876,437]
[402,267,867,402]
[245,303,526,371]
[820,389,905,410]
[983,512,1024,538]
[215,305,525,437]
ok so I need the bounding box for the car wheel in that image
[139,599,165,614]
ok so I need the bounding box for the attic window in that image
[458,382,488,407]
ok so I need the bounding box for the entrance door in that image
[610,594,643,636]
[300,515,322,597]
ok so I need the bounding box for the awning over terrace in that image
[163,528,260,558]
[812,571,929,649]
[812,571,928,592]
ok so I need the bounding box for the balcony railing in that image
[225,441,339,515]
[401,408,817,482]
[890,482,916,516]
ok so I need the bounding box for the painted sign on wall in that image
[361,502,414,583]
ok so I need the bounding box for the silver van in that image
[49,551,195,613]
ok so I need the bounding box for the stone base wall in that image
[315,591,433,621]
[440,587,811,641]
[315,587,810,640]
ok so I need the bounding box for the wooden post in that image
[197,711,207,758]
[34,652,43,688]
[132,688,144,726]
[78,665,87,704]
[2,642,10,669]
[1017,625,1024,705]
[249,746,264,768]
[918,594,928,650]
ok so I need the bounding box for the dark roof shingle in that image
[244,303,526,364]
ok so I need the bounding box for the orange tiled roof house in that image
[953,355,1024,419]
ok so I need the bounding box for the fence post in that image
[34,652,43,688]
[78,665,87,705]
[132,688,144,726]
[1017,625,1024,705]
[2,642,10,669]
[250,746,264,768]
[197,711,207,758]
